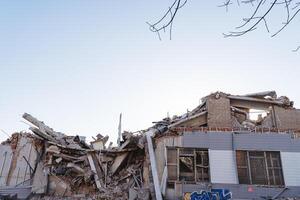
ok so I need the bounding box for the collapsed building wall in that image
[273,106,300,130]
[0,114,151,200]
[0,133,40,188]
[1,91,300,200]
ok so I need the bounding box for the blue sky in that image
[0,1,299,143]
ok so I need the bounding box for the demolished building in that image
[0,91,300,199]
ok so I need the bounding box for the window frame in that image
[236,150,285,186]
[166,147,210,183]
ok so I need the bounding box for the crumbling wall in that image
[7,134,38,186]
[207,95,232,128]
[274,106,300,130]
[154,136,182,184]
[0,133,38,187]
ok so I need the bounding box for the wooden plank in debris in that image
[23,113,63,138]
[52,153,85,162]
[169,111,207,128]
[30,127,56,142]
[67,163,85,174]
[111,152,129,175]
[47,141,85,151]
[87,153,102,190]
[243,91,277,99]
[119,138,131,150]
[137,135,146,149]
[91,153,104,185]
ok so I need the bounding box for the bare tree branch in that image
[224,0,278,37]
[149,0,299,51]
[147,0,188,40]
[218,0,233,12]
[235,0,264,29]
[271,7,300,36]
[292,45,300,52]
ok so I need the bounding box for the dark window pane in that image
[267,152,272,166]
[272,158,281,167]
[179,156,195,181]
[196,166,203,181]
[238,168,250,184]
[237,151,284,186]
[274,169,284,185]
[267,152,281,168]
[167,182,175,189]
[236,151,247,167]
[196,151,203,165]
[196,166,209,182]
[270,152,280,160]
[203,168,209,181]
[268,169,274,185]
[196,151,209,166]
[250,157,267,185]
[203,152,209,166]
[249,151,264,157]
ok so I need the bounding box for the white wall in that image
[281,152,300,186]
[209,150,238,184]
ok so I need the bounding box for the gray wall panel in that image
[181,131,300,152]
[208,132,233,150]
[233,133,300,152]
[182,132,210,149]
[182,132,233,150]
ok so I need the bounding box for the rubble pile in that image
[0,113,151,200]
[153,91,299,135]
[1,91,300,200]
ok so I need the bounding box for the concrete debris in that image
[0,91,300,199]
[0,113,152,200]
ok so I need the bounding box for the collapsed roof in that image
[0,91,299,200]
[155,90,299,132]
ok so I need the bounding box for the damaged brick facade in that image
[0,91,300,200]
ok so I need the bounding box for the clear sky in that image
[0,0,299,143]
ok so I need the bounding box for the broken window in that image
[179,149,195,181]
[167,148,209,182]
[236,151,284,186]
[167,148,178,181]
[196,150,209,182]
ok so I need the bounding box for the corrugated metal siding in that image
[183,132,233,150]
[281,152,300,186]
[209,150,238,184]
[182,131,300,152]
[0,145,13,186]
[233,133,300,152]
